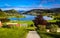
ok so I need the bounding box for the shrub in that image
[38,25,46,32]
[50,24,59,32]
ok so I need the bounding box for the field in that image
[1,13,60,38]
[1,20,36,38]
[5,20,34,26]
[0,27,28,38]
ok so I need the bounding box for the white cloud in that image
[38,4,50,9]
[1,7,34,11]
[39,4,43,8]
[52,4,60,8]
[38,4,46,9]
[1,6,41,11]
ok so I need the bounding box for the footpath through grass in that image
[0,27,28,38]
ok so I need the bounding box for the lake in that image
[8,15,53,21]
[8,15,36,21]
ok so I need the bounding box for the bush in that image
[38,25,46,32]
[37,30,60,38]
[26,24,36,31]
[50,24,59,32]
[37,25,59,38]
[37,30,54,38]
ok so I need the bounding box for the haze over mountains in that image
[0,8,60,16]
[23,8,60,15]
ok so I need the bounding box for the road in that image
[26,31,40,38]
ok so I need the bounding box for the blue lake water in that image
[43,16,53,20]
[9,15,53,21]
[9,15,36,21]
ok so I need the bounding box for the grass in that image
[0,27,28,38]
[47,20,57,22]
[37,30,60,38]
[26,26,36,31]
[1,20,35,38]
[6,20,34,26]
[37,30,54,38]
[47,19,60,23]
[44,32,60,38]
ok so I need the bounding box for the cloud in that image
[0,4,41,11]
[1,8,22,10]
[52,4,60,8]
[0,3,11,8]
[4,4,11,6]
[38,4,43,8]
[1,7,33,11]
[40,0,56,5]
[38,4,48,9]
[1,7,41,11]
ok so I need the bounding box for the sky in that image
[0,0,60,10]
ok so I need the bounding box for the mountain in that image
[0,9,3,12]
[0,9,7,17]
[4,9,20,14]
[18,10,26,14]
[23,8,60,15]
[23,9,53,15]
[50,8,60,13]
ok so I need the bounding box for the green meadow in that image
[0,27,29,38]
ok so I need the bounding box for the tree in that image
[32,15,47,29]
[0,9,2,12]
[0,9,9,23]
[0,12,6,17]
[0,18,10,23]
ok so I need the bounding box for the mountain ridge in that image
[23,8,60,15]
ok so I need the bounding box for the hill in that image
[23,8,60,15]
[51,8,60,13]
[18,10,25,14]
[23,9,52,15]
[4,9,20,14]
[0,9,7,17]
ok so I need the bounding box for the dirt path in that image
[26,31,40,38]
